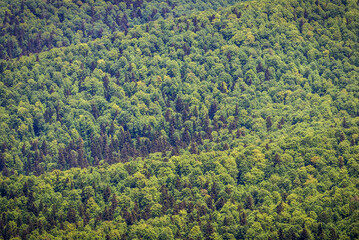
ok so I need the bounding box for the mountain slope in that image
[0,0,358,174]
[0,0,359,239]
[0,0,243,59]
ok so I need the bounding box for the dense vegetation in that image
[0,0,359,239]
[0,0,241,59]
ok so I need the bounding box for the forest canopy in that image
[0,0,359,239]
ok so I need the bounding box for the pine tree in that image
[266,116,272,131]
[209,101,218,120]
[77,137,88,168]
[338,156,344,168]
[176,97,184,113]
[239,211,247,226]
[210,182,218,201]
[204,221,214,239]
[0,153,5,172]
[339,132,346,142]
[278,117,285,129]
[215,198,225,210]
[67,207,77,223]
[111,194,118,211]
[245,195,254,210]
[104,185,111,203]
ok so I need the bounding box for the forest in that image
[0,0,359,239]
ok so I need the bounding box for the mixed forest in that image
[0,0,359,239]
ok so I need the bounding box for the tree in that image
[111,194,118,211]
[176,97,184,113]
[0,153,5,172]
[67,207,77,223]
[257,62,264,73]
[299,227,310,240]
[342,117,349,128]
[266,116,272,131]
[77,137,88,168]
[274,153,281,166]
[276,202,284,214]
[339,132,346,142]
[209,101,218,120]
[220,81,229,93]
[239,210,247,226]
[245,195,254,210]
[204,221,214,239]
[338,156,344,168]
[278,117,284,129]
[104,185,111,203]
[265,68,271,81]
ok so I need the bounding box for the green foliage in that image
[0,0,359,238]
[0,147,358,238]
[0,0,244,59]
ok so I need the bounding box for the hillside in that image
[0,0,242,59]
[0,0,359,239]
